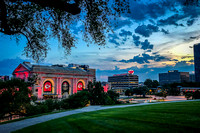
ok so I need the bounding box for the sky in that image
[0,0,200,82]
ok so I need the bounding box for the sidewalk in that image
[0,100,199,133]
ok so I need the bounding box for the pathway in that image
[0,100,199,133]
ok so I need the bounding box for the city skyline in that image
[0,0,199,81]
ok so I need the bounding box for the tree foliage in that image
[0,0,130,61]
[107,90,119,103]
[144,79,159,88]
[0,78,32,119]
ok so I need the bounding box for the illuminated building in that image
[108,70,139,94]
[13,62,96,99]
[159,70,189,85]
[194,43,200,82]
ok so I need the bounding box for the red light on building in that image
[128,70,134,75]
[44,81,52,92]
[77,82,83,91]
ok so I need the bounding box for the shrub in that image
[68,91,90,108]
[107,90,119,103]
[192,90,200,99]
[104,95,115,105]
[185,92,193,100]
[43,99,55,112]
[25,104,48,116]
[60,99,70,109]
[53,100,62,110]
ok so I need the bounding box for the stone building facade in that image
[13,62,96,99]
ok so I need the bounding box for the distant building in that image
[13,62,96,99]
[194,43,200,82]
[108,70,138,94]
[159,70,189,85]
[0,76,9,81]
[189,74,195,82]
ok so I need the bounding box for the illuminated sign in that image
[43,81,52,92]
[77,82,83,91]
[62,81,69,93]
[128,70,134,75]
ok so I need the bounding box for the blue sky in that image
[0,0,199,82]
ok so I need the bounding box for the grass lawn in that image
[14,101,200,133]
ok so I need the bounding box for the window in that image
[43,81,52,92]
[77,81,83,91]
[62,81,69,94]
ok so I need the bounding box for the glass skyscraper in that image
[194,43,200,82]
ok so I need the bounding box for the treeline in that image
[125,86,149,97]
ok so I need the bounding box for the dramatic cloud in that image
[119,29,133,43]
[141,40,154,50]
[108,33,120,46]
[181,56,194,59]
[157,14,185,26]
[161,28,169,34]
[128,1,175,21]
[186,35,200,41]
[157,5,200,27]
[174,61,190,67]
[187,19,196,26]
[132,34,141,46]
[114,19,133,30]
[132,34,154,50]
[118,53,171,64]
[135,24,159,37]
[188,59,194,63]
[119,29,132,37]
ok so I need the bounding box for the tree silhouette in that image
[0,0,198,61]
[0,0,129,61]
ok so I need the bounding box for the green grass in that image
[14,101,200,133]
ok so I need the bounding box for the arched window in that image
[62,81,69,94]
[43,81,52,92]
[77,81,84,91]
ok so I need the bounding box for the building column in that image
[85,78,88,89]
[72,78,77,94]
[58,78,62,98]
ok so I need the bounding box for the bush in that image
[193,90,200,99]
[43,99,55,112]
[104,95,115,105]
[107,90,119,103]
[185,92,193,100]
[67,91,90,108]
[60,99,70,109]
[53,100,62,110]
[25,104,48,116]
[31,96,38,102]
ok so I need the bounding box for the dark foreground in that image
[14,101,200,133]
